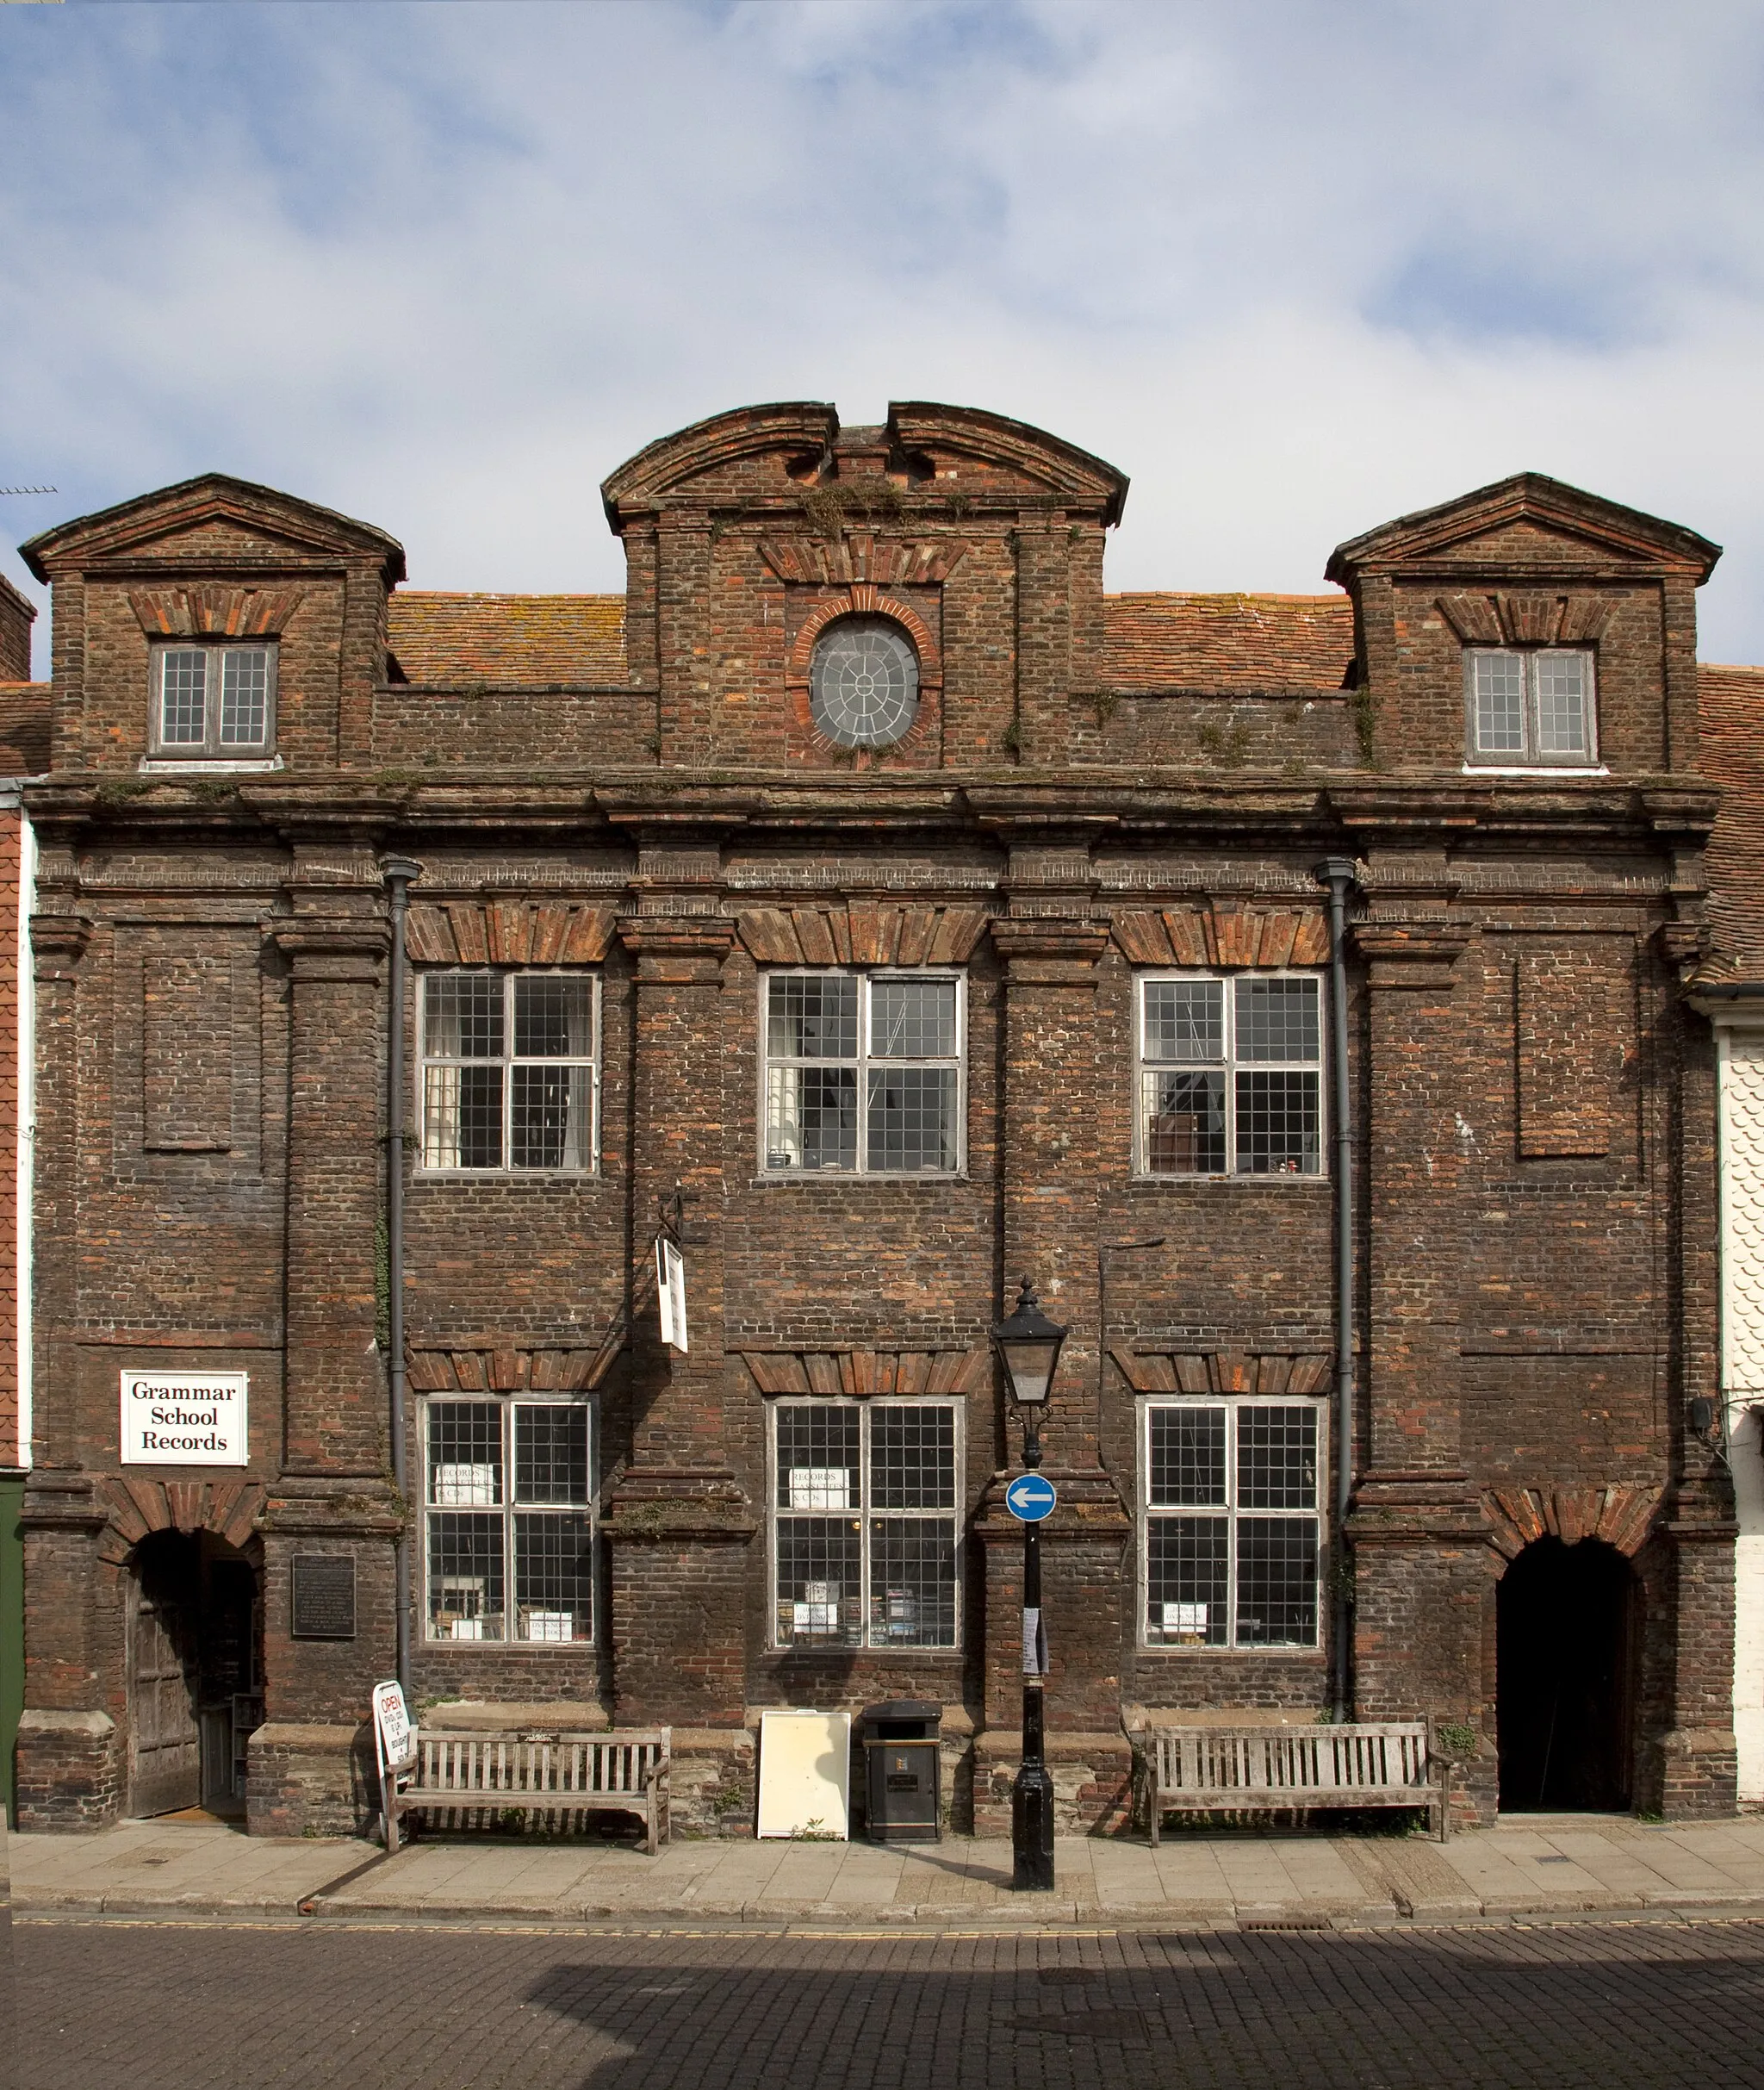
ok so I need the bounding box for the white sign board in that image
[372,1678,416,1772]
[656,1237,688,1353]
[756,1709,850,1840]
[120,1370,248,1466]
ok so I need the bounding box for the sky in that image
[5,0,1764,675]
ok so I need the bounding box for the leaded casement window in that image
[762,971,963,1176]
[419,971,598,1173]
[1142,1400,1320,1650]
[150,642,276,756]
[810,617,920,747]
[1464,647,1597,767]
[422,1397,594,1644]
[770,1400,960,1650]
[1137,973,1322,1177]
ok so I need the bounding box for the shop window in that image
[762,971,963,1176]
[1142,1400,1320,1649]
[1464,647,1597,767]
[150,642,276,759]
[419,971,598,1173]
[1137,973,1322,1176]
[771,1400,960,1649]
[423,1397,594,1644]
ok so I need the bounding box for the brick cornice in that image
[988,917,1109,967]
[29,911,91,973]
[604,1468,757,1543]
[616,917,736,961]
[1352,921,1471,988]
[269,917,390,980]
[974,1466,1131,1539]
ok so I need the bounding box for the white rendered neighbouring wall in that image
[1719,1025,1764,1801]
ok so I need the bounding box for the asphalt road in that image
[14,1914,1764,2090]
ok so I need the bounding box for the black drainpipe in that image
[1314,857,1357,1722]
[383,857,422,1698]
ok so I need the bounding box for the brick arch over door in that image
[96,1477,266,1567]
[1481,1484,1662,1563]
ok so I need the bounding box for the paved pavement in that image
[12,1811,1764,1926]
[16,1913,1764,2087]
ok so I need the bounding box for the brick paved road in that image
[16,1916,1764,2090]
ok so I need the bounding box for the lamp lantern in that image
[991,1278,1069,1410]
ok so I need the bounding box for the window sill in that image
[1129,1172,1327,1188]
[1461,762,1607,777]
[753,1173,970,1187]
[1137,1644,1326,1659]
[140,754,283,774]
[421,1639,595,1652]
[413,1168,602,1183]
[764,1645,963,1660]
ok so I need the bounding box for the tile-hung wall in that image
[5,402,1742,1840]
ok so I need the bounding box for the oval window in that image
[809,617,920,748]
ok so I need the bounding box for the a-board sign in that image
[372,1678,415,1771]
[291,1553,357,1640]
[755,1709,850,1839]
[656,1237,688,1353]
[120,1370,248,1466]
[1004,1473,1057,1521]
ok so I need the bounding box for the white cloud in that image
[3,0,1764,669]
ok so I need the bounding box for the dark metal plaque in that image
[290,1552,357,1640]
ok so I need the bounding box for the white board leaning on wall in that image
[755,1710,851,1839]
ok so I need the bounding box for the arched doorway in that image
[127,1529,263,1819]
[1497,1535,1637,1812]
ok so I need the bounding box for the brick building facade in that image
[0,571,47,1826]
[9,401,1742,1835]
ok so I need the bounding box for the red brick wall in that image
[10,426,1739,1833]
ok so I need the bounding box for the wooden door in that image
[129,1562,201,1816]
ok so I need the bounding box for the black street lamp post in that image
[991,1277,1068,1893]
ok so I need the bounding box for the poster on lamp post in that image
[120,1370,249,1465]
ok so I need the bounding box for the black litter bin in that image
[860,1700,942,1843]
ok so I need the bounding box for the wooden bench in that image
[1140,1722,1445,1843]
[383,1728,671,1854]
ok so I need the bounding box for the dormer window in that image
[151,642,276,758]
[1465,647,1595,768]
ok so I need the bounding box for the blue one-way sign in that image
[1005,1473,1057,1521]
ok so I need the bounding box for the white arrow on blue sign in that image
[1004,1473,1057,1521]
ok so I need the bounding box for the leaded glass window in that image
[1138,974,1322,1176]
[1144,1401,1320,1648]
[151,643,276,756]
[763,971,962,1175]
[809,617,920,747]
[1465,648,1596,766]
[424,1398,594,1644]
[420,971,598,1173]
[772,1400,960,1649]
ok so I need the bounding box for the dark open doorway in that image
[127,1529,263,1819]
[1497,1535,1637,1813]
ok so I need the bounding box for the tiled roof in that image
[1700,663,1764,979]
[386,593,626,687]
[0,683,50,775]
[382,588,1356,693]
[1102,592,1354,692]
